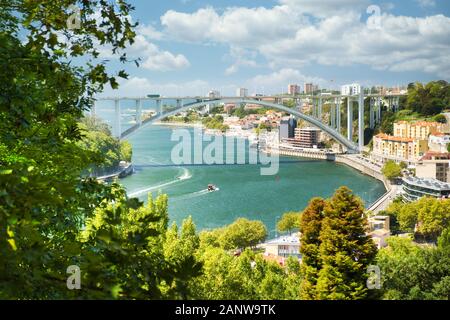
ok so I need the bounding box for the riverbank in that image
[97,162,134,181]
[264,147,393,212]
[154,121,203,128]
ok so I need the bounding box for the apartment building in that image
[288,84,301,95]
[394,121,442,140]
[416,151,450,183]
[341,83,361,96]
[373,133,428,162]
[236,88,248,97]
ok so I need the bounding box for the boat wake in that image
[127,167,192,197]
[173,187,220,201]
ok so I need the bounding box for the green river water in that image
[119,125,386,237]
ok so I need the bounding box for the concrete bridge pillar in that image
[336,98,341,133]
[330,100,336,128]
[156,99,162,115]
[318,97,323,121]
[358,90,365,152]
[136,99,142,126]
[369,98,374,129]
[114,99,121,138]
[377,98,382,123]
[347,97,353,141]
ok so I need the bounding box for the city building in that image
[236,88,248,97]
[402,176,450,202]
[294,127,320,148]
[394,121,443,140]
[208,90,220,99]
[288,84,301,95]
[428,133,450,152]
[341,83,361,96]
[224,103,236,114]
[260,234,300,259]
[373,133,428,162]
[416,151,450,182]
[279,116,297,140]
[368,216,391,249]
[304,83,314,94]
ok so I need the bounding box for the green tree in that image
[162,217,202,299]
[219,218,267,250]
[315,187,378,300]
[388,197,450,241]
[382,160,402,181]
[406,81,449,116]
[377,235,450,300]
[399,161,408,170]
[433,114,447,123]
[299,198,326,299]
[277,212,301,234]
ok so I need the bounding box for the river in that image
[119,125,386,236]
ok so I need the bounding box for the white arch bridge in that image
[94,92,404,153]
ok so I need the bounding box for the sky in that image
[98,0,450,97]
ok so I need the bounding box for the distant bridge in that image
[94,91,405,153]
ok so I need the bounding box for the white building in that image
[236,88,248,97]
[288,84,301,95]
[341,83,361,96]
[260,234,300,259]
[428,133,450,153]
[208,90,221,99]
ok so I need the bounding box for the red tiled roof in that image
[374,133,414,142]
[420,151,450,160]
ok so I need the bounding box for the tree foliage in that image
[299,188,377,300]
[376,234,450,300]
[405,81,450,116]
[277,211,301,234]
[385,197,450,241]
[200,218,267,250]
[382,160,402,181]
[78,116,132,175]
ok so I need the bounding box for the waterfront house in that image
[260,234,301,259]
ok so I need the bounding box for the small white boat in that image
[207,184,219,192]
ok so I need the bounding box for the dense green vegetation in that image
[405,81,450,116]
[381,197,450,242]
[199,218,267,250]
[381,160,402,181]
[78,116,132,176]
[377,233,450,300]
[277,212,301,234]
[202,115,229,132]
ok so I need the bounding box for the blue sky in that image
[99,0,450,97]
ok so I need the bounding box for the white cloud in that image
[158,2,450,80]
[161,5,305,45]
[97,26,189,72]
[224,47,258,75]
[137,24,163,40]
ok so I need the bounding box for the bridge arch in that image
[121,98,358,152]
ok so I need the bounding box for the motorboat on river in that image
[207,184,218,192]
